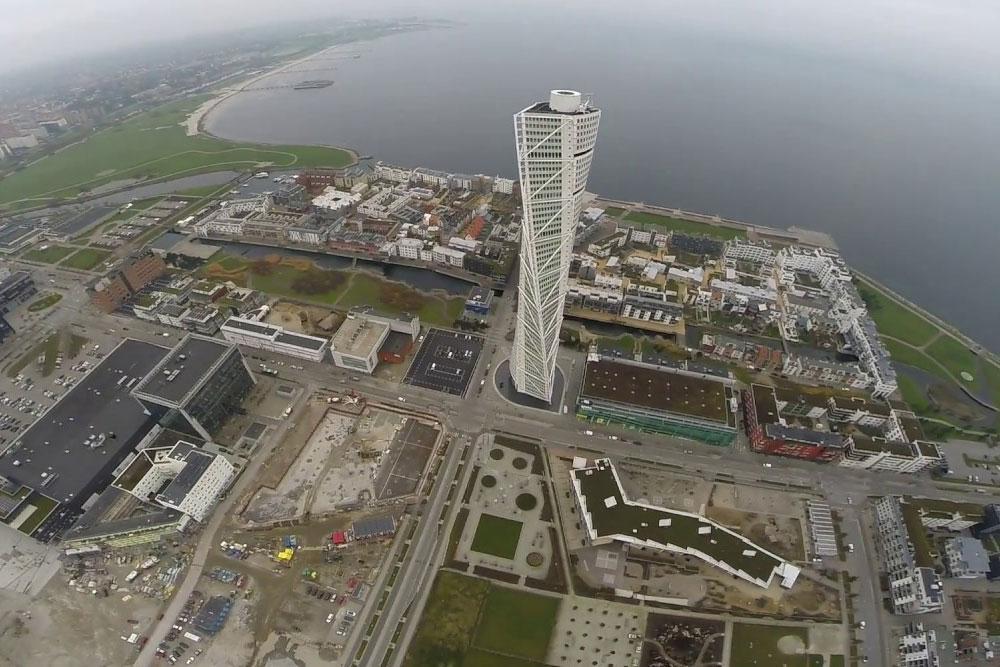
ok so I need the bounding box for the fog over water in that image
[203,5,1000,350]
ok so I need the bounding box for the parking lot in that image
[0,334,105,454]
[403,328,484,396]
[155,589,211,664]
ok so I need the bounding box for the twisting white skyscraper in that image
[511,90,601,402]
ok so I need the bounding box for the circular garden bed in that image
[515,492,538,511]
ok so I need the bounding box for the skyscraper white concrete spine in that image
[511,90,601,402]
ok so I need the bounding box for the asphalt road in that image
[17,271,984,667]
[132,388,306,667]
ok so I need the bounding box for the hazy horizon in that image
[2,0,1000,98]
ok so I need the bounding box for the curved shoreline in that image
[189,44,361,165]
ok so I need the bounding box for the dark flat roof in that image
[581,358,731,425]
[223,317,277,336]
[158,450,213,505]
[751,384,779,426]
[132,335,233,406]
[0,339,169,504]
[352,514,396,539]
[765,423,848,449]
[275,331,326,350]
[0,219,39,249]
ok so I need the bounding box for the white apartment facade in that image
[397,238,424,260]
[511,90,601,401]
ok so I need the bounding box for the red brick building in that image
[743,384,847,463]
[89,251,166,313]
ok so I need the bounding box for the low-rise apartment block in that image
[873,496,944,615]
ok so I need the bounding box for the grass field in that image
[895,374,931,413]
[404,571,559,667]
[473,585,559,661]
[856,279,938,346]
[884,339,941,377]
[730,623,809,667]
[16,493,58,536]
[926,336,979,384]
[470,514,523,559]
[201,254,464,326]
[0,96,353,209]
[22,245,75,264]
[603,206,627,218]
[27,293,62,312]
[61,248,112,271]
[623,210,746,240]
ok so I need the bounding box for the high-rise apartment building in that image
[511,90,600,402]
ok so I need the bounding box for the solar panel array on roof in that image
[351,514,396,540]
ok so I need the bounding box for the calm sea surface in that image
[204,16,1000,351]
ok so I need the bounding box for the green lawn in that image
[470,514,523,560]
[250,265,351,305]
[856,279,938,347]
[895,374,931,413]
[27,293,63,312]
[884,339,941,377]
[16,493,58,536]
[460,648,545,667]
[22,245,76,264]
[474,585,560,662]
[404,571,559,667]
[623,210,746,240]
[603,206,627,218]
[926,336,979,384]
[403,572,490,667]
[0,96,353,209]
[829,656,845,667]
[60,248,112,271]
[214,255,249,271]
[598,334,636,355]
[729,623,808,667]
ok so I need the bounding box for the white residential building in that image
[311,186,361,214]
[725,239,775,265]
[448,236,480,253]
[492,177,515,195]
[397,238,424,260]
[358,187,411,219]
[114,440,235,523]
[431,245,466,267]
[898,624,939,667]
[511,90,601,402]
[374,162,413,184]
[873,496,945,615]
[668,266,704,286]
[710,278,778,304]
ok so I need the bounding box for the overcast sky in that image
[2,0,999,87]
